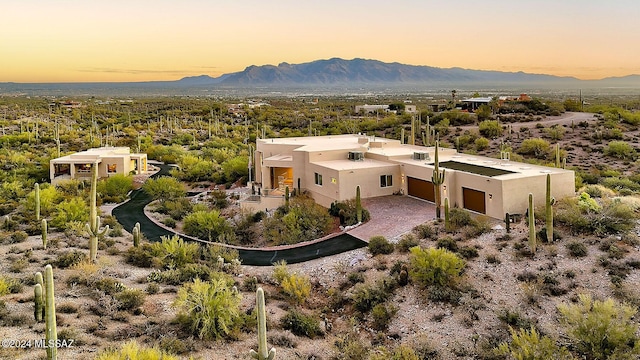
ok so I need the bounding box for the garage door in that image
[463,187,486,214]
[407,177,435,202]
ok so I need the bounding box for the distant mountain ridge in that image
[173,58,639,87]
[2,58,639,95]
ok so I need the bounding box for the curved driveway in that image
[112,163,366,266]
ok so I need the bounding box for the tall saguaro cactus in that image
[34,271,44,322]
[86,161,109,262]
[528,193,536,254]
[545,174,554,242]
[250,287,276,360]
[35,183,41,221]
[356,185,362,223]
[432,138,446,219]
[444,197,450,231]
[44,264,57,360]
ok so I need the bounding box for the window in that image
[107,164,117,173]
[380,174,393,187]
[314,172,323,186]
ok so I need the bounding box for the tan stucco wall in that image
[501,172,575,216]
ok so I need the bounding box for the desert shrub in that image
[94,277,125,295]
[174,278,242,340]
[566,241,588,258]
[371,303,398,331]
[436,236,458,252]
[556,196,636,236]
[151,235,199,269]
[281,273,311,304]
[333,332,369,360]
[280,310,324,338]
[263,194,333,245]
[125,244,156,268]
[498,309,537,330]
[370,344,419,360]
[53,250,87,268]
[183,210,233,242]
[580,184,616,198]
[448,208,474,229]
[397,234,419,253]
[497,326,572,360]
[352,279,396,313]
[368,236,394,255]
[9,230,28,243]
[162,217,176,228]
[600,177,640,194]
[97,174,133,203]
[115,288,145,311]
[409,246,465,288]
[413,223,436,240]
[50,196,89,229]
[474,137,490,151]
[604,140,637,160]
[478,120,502,139]
[458,246,479,259]
[0,277,11,296]
[205,243,240,264]
[329,199,370,226]
[558,293,640,359]
[518,138,551,159]
[95,340,180,360]
[146,283,160,294]
[348,271,365,285]
[272,260,289,284]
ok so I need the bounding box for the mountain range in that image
[2,58,639,95]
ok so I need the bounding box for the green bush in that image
[53,251,87,268]
[95,340,180,360]
[280,309,324,338]
[329,199,370,226]
[97,174,133,203]
[409,246,465,287]
[51,196,89,229]
[497,326,572,360]
[566,241,588,258]
[518,138,551,159]
[371,303,398,331]
[281,272,311,305]
[263,194,333,245]
[174,278,242,340]
[368,236,394,255]
[397,234,419,253]
[125,244,156,268]
[448,208,473,229]
[558,293,640,359]
[413,223,436,240]
[369,345,419,360]
[151,235,200,269]
[183,210,232,242]
[436,236,458,252]
[474,137,490,151]
[604,140,636,160]
[352,279,395,313]
[478,120,502,139]
[115,288,145,311]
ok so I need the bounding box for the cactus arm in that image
[250,287,275,360]
[133,222,141,247]
[44,264,57,360]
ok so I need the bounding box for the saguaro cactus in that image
[545,174,554,242]
[528,193,536,254]
[555,143,561,168]
[505,213,511,233]
[132,222,141,247]
[444,197,450,231]
[44,264,57,360]
[86,161,109,262]
[250,287,276,360]
[356,185,362,223]
[34,283,44,322]
[432,137,446,219]
[41,219,48,249]
[35,183,41,221]
[284,186,290,208]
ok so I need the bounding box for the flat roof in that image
[313,158,397,171]
[437,161,515,177]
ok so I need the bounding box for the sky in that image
[2,0,640,82]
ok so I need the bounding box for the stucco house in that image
[245,134,575,220]
[50,147,148,185]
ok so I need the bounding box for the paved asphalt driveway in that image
[347,195,436,242]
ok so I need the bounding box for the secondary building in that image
[246,134,575,219]
[50,147,148,185]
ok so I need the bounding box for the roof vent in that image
[348,151,365,161]
[413,152,430,161]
